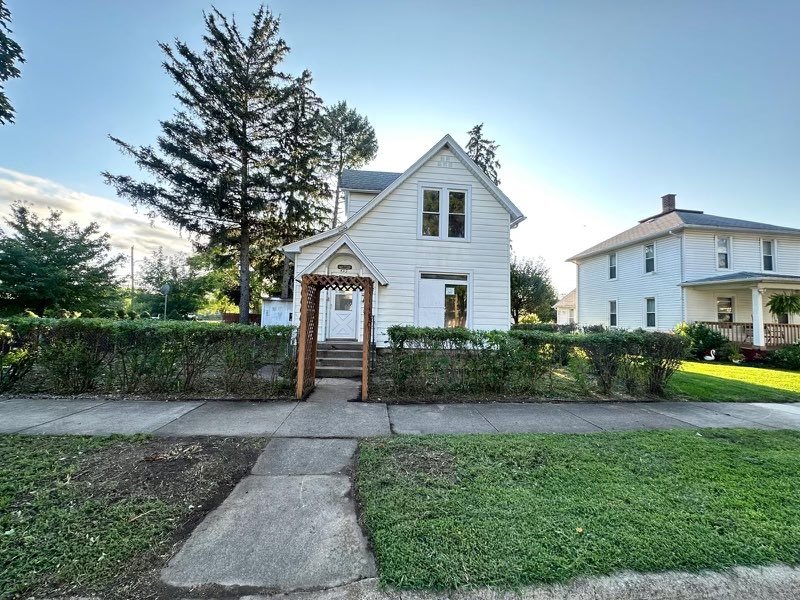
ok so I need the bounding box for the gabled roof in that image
[340,170,401,192]
[681,272,800,287]
[553,289,576,308]
[282,134,526,254]
[568,209,800,262]
[298,234,389,285]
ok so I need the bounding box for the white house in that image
[554,289,576,325]
[281,134,526,348]
[568,194,800,349]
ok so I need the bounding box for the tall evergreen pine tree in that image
[466,123,501,185]
[0,0,25,125]
[104,7,297,323]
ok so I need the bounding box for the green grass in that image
[668,361,800,402]
[357,430,800,589]
[0,435,182,599]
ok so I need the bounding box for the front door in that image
[327,290,358,339]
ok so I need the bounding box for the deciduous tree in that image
[0,202,123,315]
[510,256,557,324]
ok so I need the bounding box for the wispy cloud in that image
[0,167,193,261]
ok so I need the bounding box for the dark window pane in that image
[423,189,440,213]
[448,191,465,214]
[448,214,465,238]
[764,255,774,271]
[718,254,729,269]
[445,284,468,328]
[647,313,656,327]
[645,257,655,273]
[610,314,617,327]
[610,266,617,279]
[422,213,439,237]
[420,273,468,281]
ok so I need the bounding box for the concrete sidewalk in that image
[2,395,800,437]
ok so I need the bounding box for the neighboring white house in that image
[567,194,800,348]
[281,134,526,347]
[554,289,576,325]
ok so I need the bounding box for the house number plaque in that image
[337,264,353,271]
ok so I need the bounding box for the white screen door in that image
[327,290,359,339]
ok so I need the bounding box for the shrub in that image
[0,318,295,396]
[629,330,689,395]
[0,323,37,392]
[578,331,632,394]
[675,322,729,360]
[770,344,800,371]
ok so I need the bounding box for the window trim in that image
[608,253,617,280]
[609,299,618,328]
[417,182,472,242]
[643,243,656,274]
[715,235,732,271]
[761,238,777,272]
[414,268,474,328]
[644,296,657,329]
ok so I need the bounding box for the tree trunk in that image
[239,222,251,324]
[280,254,293,300]
[331,180,341,228]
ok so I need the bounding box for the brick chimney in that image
[661,193,676,214]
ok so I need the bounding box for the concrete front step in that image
[316,366,362,378]
[317,349,362,359]
[317,341,363,351]
[317,357,362,368]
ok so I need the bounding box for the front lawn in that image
[668,361,800,402]
[0,434,265,599]
[357,430,800,589]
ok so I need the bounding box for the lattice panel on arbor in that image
[295,274,374,401]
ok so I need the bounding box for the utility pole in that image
[130,246,135,294]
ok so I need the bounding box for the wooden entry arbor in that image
[295,273,374,400]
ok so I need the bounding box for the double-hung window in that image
[762,239,775,271]
[420,184,469,240]
[609,253,617,279]
[717,297,734,322]
[716,236,731,269]
[609,300,618,327]
[645,297,656,328]
[644,244,655,273]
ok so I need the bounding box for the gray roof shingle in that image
[339,170,402,192]
[568,209,800,261]
[682,272,800,286]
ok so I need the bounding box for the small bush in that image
[675,322,730,360]
[770,344,800,371]
[629,330,689,395]
[0,323,37,392]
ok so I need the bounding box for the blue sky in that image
[1,0,798,292]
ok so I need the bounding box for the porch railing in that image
[697,321,800,348]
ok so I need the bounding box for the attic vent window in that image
[436,155,455,168]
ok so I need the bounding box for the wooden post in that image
[295,277,310,400]
[361,278,373,400]
[309,286,321,381]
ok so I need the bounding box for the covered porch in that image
[683,272,800,349]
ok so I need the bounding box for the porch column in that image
[751,287,766,349]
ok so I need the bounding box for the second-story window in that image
[717,236,731,269]
[609,253,617,279]
[644,244,655,273]
[762,239,775,271]
[420,185,469,240]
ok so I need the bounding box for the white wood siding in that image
[577,234,683,330]
[684,229,800,280]
[294,148,512,346]
[345,192,377,220]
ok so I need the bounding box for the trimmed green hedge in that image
[0,318,295,396]
[384,325,688,397]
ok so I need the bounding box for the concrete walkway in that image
[161,437,375,593]
[3,394,800,437]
